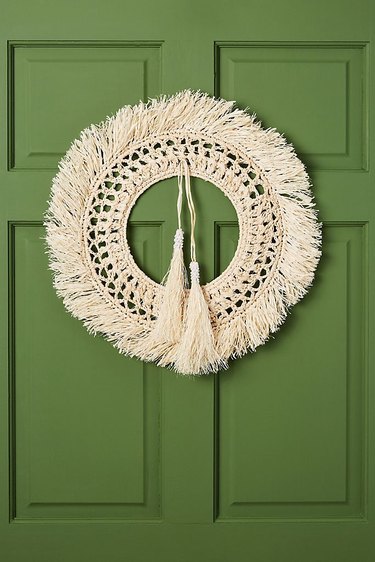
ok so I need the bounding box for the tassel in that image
[173,162,224,375]
[147,163,187,357]
[150,227,187,345]
[174,261,224,375]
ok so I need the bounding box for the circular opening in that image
[127,175,239,285]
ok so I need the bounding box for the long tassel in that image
[148,165,187,350]
[174,162,224,376]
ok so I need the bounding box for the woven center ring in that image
[83,132,281,331]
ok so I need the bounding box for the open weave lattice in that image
[45,90,321,375]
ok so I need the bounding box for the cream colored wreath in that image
[45,90,321,376]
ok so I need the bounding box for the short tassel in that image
[173,162,225,375]
[151,227,187,345]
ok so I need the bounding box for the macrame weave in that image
[45,90,321,376]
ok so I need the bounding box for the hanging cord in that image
[173,161,184,251]
[177,160,183,231]
[173,159,222,375]
[183,160,198,277]
[147,161,187,350]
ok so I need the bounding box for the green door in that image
[1,1,374,560]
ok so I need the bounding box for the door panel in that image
[216,42,367,171]
[1,1,374,561]
[9,42,162,170]
[10,223,162,520]
[217,224,365,520]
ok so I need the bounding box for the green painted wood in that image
[11,223,162,520]
[217,223,365,519]
[1,1,374,561]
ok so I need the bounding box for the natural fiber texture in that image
[45,89,321,376]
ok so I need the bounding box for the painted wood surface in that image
[1,1,374,560]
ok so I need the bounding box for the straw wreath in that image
[45,90,321,375]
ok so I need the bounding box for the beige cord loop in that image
[183,160,197,263]
[177,161,184,231]
[173,162,185,251]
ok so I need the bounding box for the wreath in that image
[45,90,321,375]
